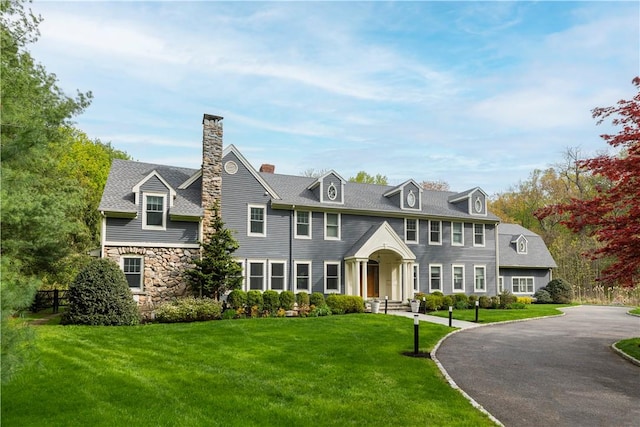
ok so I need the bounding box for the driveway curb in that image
[611,342,640,367]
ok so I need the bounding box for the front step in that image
[365,300,407,312]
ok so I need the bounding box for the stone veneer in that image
[105,246,198,317]
[202,114,223,240]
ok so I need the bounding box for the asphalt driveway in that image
[435,306,640,427]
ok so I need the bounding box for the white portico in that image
[344,222,416,301]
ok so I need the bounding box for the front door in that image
[367,262,379,298]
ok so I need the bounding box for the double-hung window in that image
[452,222,464,246]
[512,277,534,294]
[452,265,465,292]
[294,261,312,293]
[324,262,340,293]
[123,256,143,290]
[269,261,286,291]
[295,211,311,239]
[248,205,266,237]
[325,213,340,240]
[412,264,420,293]
[429,220,442,245]
[429,264,442,292]
[473,224,485,247]
[248,261,266,290]
[143,194,165,230]
[405,219,418,243]
[474,265,486,292]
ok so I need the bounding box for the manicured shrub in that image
[533,288,553,304]
[279,290,295,310]
[516,296,533,304]
[63,258,140,326]
[478,296,492,309]
[442,295,453,310]
[310,292,325,307]
[262,290,280,314]
[155,297,222,323]
[453,294,469,310]
[326,295,365,314]
[246,290,263,314]
[545,279,573,304]
[227,289,247,310]
[499,291,518,309]
[490,296,500,309]
[467,295,478,308]
[425,295,441,311]
[296,292,310,306]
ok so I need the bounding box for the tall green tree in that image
[185,203,243,300]
[1,0,92,383]
[349,171,388,185]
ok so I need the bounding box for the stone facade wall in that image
[202,114,223,240]
[104,246,198,316]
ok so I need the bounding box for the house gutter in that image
[289,207,294,291]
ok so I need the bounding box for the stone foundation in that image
[104,246,198,316]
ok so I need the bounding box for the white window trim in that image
[294,260,312,293]
[451,222,464,247]
[324,261,341,293]
[142,192,167,231]
[474,265,487,293]
[512,276,534,294]
[429,220,442,245]
[324,212,341,241]
[412,264,420,293]
[268,260,287,292]
[473,223,485,247]
[429,264,443,293]
[120,255,144,292]
[294,210,312,239]
[404,218,419,244]
[247,259,267,291]
[236,259,246,290]
[452,264,465,293]
[247,204,267,237]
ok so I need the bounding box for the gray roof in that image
[99,159,203,218]
[498,223,557,269]
[261,172,500,221]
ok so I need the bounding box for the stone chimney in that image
[259,164,275,174]
[202,114,223,239]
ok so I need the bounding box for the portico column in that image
[355,261,361,297]
[362,260,368,300]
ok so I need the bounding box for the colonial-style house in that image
[98,114,556,311]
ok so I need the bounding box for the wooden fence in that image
[32,289,68,313]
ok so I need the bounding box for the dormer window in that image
[474,196,483,213]
[407,190,416,208]
[513,235,528,254]
[143,193,166,230]
[327,183,337,201]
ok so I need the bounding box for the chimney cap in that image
[203,113,224,123]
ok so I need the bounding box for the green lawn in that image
[615,337,640,361]
[629,307,640,315]
[428,304,571,323]
[1,315,495,427]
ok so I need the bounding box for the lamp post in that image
[475,300,479,323]
[384,295,388,314]
[414,315,419,355]
[422,296,426,314]
[448,306,453,328]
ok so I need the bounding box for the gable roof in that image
[498,223,557,268]
[99,159,203,218]
[263,172,500,221]
[223,145,280,199]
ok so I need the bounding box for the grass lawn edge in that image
[611,338,640,367]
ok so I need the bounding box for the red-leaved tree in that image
[536,77,640,287]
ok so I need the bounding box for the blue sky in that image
[30,1,639,194]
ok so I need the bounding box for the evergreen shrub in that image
[155,297,222,323]
[247,290,263,315]
[310,292,325,307]
[227,289,247,310]
[63,258,139,326]
[296,292,310,306]
[467,294,478,308]
[499,291,518,308]
[545,279,573,304]
[326,295,364,314]
[533,288,552,304]
[478,296,492,309]
[279,290,295,310]
[453,294,469,309]
[262,290,280,314]
[442,295,453,310]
